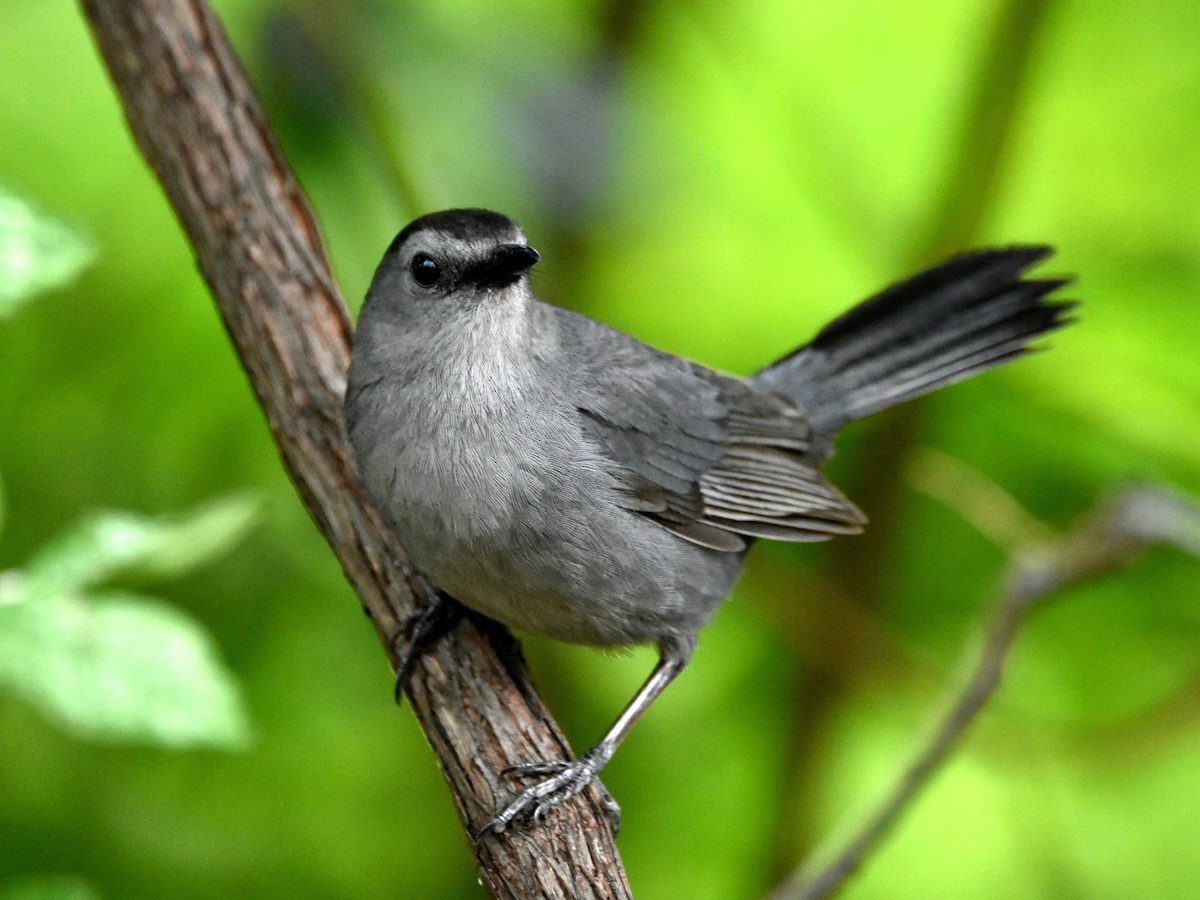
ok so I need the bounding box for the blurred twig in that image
[906,446,1056,551]
[770,484,1200,900]
[768,0,1057,881]
[78,1,631,896]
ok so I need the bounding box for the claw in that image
[389,593,463,704]
[476,647,688,839]
[477,753,621,838]
[592,780,622,834]
[500,759,570,778]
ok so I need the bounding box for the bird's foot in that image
[389,592,463,703]
[478,751,621,837]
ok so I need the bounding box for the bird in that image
[344,208,1074,834]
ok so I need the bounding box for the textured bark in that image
[79,1,631,896]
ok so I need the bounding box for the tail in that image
[752,246,1075,452]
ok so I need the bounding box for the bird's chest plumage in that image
[395,399,544,541]
[351,368,726,645]
[347,305,739,647]
[367,351,555,545]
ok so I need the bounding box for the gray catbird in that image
[345,208,1074,834]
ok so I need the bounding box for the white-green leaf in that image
[0,588,250,749]
[0,187,95,316]
[23,494,260,595]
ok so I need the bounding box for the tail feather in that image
[753,247,1075,450]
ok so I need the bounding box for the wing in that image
[563,312,867,552]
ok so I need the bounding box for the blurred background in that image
[2,0,1199,897]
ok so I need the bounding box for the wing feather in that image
[562,309,865,551]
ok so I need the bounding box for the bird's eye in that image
[410,253,442,287]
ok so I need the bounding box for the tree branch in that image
[78,1,630,895]
[770,484,1200,900]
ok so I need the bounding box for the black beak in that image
[470,244,540,287]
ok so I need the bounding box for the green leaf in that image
[0,495,260,747]
[0,187,95,316]
[0,586,250,749]
[23,494,261,596]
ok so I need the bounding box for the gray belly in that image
[369,439,741,647]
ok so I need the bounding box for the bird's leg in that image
[479,636,694,837]
[390,591,464,703]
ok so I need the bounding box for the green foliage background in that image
[2,0,1199,897]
